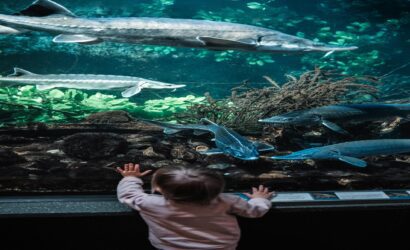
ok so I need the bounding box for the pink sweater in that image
[117,176,272,250]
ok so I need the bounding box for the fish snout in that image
[258,116,289,123]
[239,155,259,161]
[258,118,268,123]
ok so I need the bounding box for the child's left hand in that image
[116,163,152,178]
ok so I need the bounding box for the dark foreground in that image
[1,207,408,250]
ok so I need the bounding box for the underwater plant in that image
[0,85,205,126]
[178,68,380,133]
[142,95,206,119]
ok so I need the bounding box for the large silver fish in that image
[259,104,410,135]
[271,139,410,168]
[140,118,276,161]
[0,67,185,97]
[0,0,358,54]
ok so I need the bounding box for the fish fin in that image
[253,142,276,152]
[163,128,182,135]
[8,67,36,77]
[121,85,142,98]
[200,148,224,155]
[0,25,24,34]
[18,0,76,17]
[197,36,256,48]
[321,119,350,135]
[321,50,335,58]
[53,34,102,44]
[338,156,367,168]
[200,118,218,125]
[36,85,56,90]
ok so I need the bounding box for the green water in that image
[0,0,410,193]
[0,0,409,125]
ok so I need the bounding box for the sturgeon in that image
[141,118,275,161]
[0,0,358,54]
[271,139,410,167]
[0,67,185,97]
[259,104,410,135]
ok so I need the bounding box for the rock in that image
[127,135,156,150]
[194,145,209,153]
[142,147,165,159]
[14,143,50,153]
[46,149,66,156]
[27,122,48,131]
[22,153,66,171]
[206,163,233,170]
[61,133,128,160]
[0,147,26,166]
[0,166,30,177]
[398,121,410,136]
[258,171,289,179]
[0,135,36,144]
[84,111,134,124]
[124,149,144,161]
[170,145,198,162]
[151,160,173,168]
[127,134,157,143]
[152,140,173,156]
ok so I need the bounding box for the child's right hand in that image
[116,163,152,178]
[244,185,276,200]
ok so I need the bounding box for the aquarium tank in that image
[0,0,409,194]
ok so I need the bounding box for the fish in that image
[258,104,410,135]
[0,0,358,54]
[140,118,275,161]
[0,67,185,98]
[271,139,410,167]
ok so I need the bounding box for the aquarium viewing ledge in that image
[1,190,410,218]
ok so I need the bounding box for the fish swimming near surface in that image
[140,118,275,161]
[271,139,410,167]
[0,0,358,54]
[0,67,185,97]
[259,104,410,135]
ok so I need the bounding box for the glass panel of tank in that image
[0,0,409,194]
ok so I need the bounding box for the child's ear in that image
[151,186,163,194]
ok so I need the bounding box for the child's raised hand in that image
[116,163,152,178]
[244,185,276,200]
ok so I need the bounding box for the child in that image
[117,163,274,250]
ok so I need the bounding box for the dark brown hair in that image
[151,166,225,204]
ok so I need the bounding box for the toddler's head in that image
[151,166,225,204]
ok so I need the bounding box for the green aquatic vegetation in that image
[137,0,175,17]
[214,50,235,62]
[247,2,267,10]
[0,86,142,124]
[143,95,206,118]
[301,50,385,75]
[347,22,372,33]
[143,46,177,56]
[0,85,206,125]
[300,14,408,75]
[195,8,247,23]
[194,4,298,29]
[246,55,275,66]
